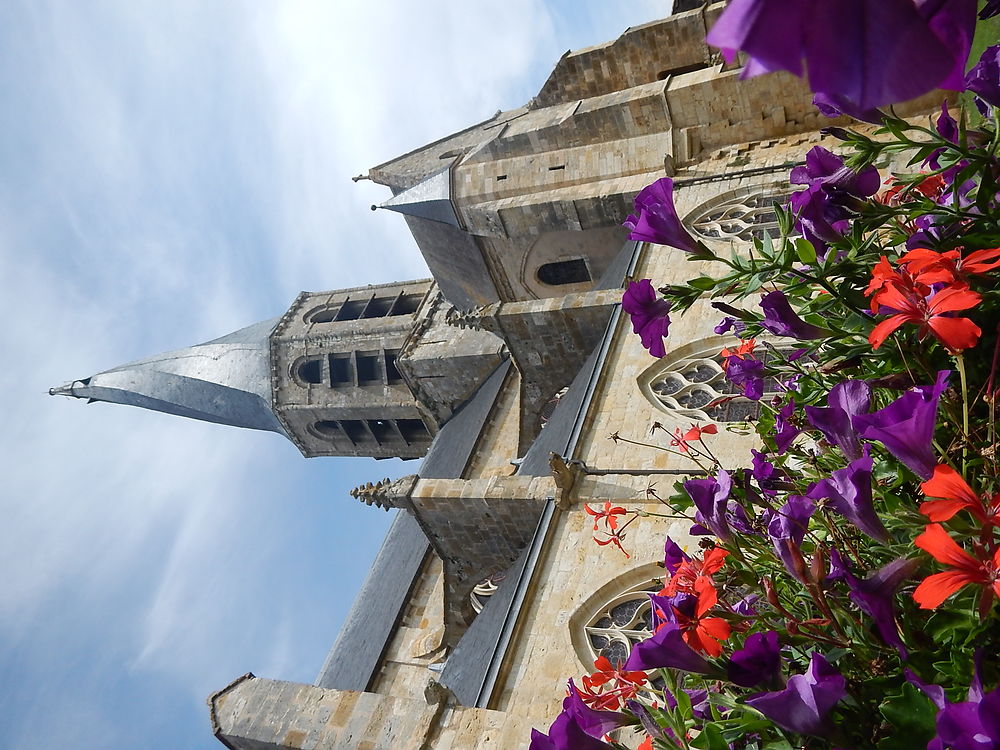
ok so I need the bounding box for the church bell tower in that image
[51,278,506,460]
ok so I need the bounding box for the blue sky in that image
[0,2,667,748]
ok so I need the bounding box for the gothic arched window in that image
[637,339,787,423]
[686,185,790,244]
[537,258,591,286]
[583,581,659,667]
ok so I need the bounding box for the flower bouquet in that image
[531,2,1000,748]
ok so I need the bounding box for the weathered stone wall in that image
[270,280,434,458]
[533,7,723,107]
[396,289,506,427]
[369,555,447,700]
[461,368,521,478]
[210,676,445,749]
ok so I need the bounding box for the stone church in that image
[51,3,942,748]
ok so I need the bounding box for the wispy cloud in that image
[0,1,669,747]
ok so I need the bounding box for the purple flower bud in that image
[759,291,830,340]
[767,494,815,582]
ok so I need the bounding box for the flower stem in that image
[956,353,969,472]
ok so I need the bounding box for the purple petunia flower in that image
[725,355,765,400]
[982,0,1000,19]
[937,690,1000,750]
[907,655,1000,750]
[715,316,737,335]
[790,145,881,197]
[805,379,872,460]
[707,0,975,112]
[807,453,888,542]
[774,399,802,454]
[853,370,950,480]
[624,623,717,675]
[841,558,918,657]
[767,494,815,582]
[759,291,829,340]
[685,469,733,542]
[728,631,782,688]
[788,147,879,252]
[564,680,629,739]
[813,92,883,123]
[664,535,690,575]
[622,279,671,358]
[624,178,703,253]
[966,45,1000,109]
[530,712,612,750]
[745,652,846,737]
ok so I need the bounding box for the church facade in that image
[51,3,944,748]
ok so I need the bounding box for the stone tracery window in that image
[687,186,789,244]
[584,581,660,667]
[638,340,788,423]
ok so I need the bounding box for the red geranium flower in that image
[584,501,628,532]
[913,524,1000,609]
[670,423,718,453]
[594,530,631,559]
[900,246,1000,287]
[670,578,732,657]
[879,175,947,205]
[868,282,982,353]
[660,546,728,597]
[720,339,756,368]
[578,655,648,711]
[920,464,1000,525]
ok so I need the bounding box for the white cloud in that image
[0,1,673,747]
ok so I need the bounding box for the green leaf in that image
[674,685,693,718]
[744,274,765,294]
[760,231,775,261]
[876,683,936,750]
[794,238,817,264]
[689,723,728,750]
[687,276,717,291]
[762,742,794,750]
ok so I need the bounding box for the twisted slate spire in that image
[49,318,286,435]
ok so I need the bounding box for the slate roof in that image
[316,359,512,690]
[402,216,500,310]
[420,359,512,479]
[314,510,430,691]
